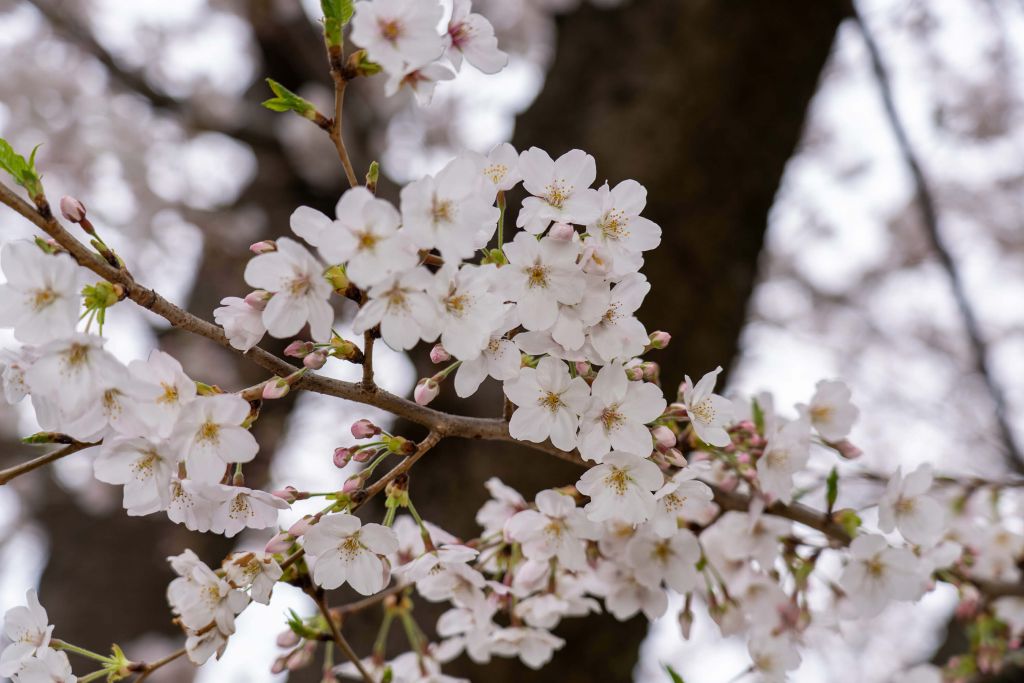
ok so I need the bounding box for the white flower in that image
[839,534,925,618]
[445,0,508,74]
[701,511,790,569]
[587,273,650,363]
[437,603,500,664]
[902,664,943,683]
[170,394,258,484]
[575,451,663,524]
[12,648,75,683]
[650,465,714,538]
[800,379,858,441]
[243,237,334,342]
[296,187,417,290]
[351,0,445,72]
[501,232,585,331]
[401,155,499,261]
[626,528,701,593]
[213,296,266,351]
[167,477,216,532]
[453,309,521,398]
[0,240,80,344]
[0,590,53,677]
[516,148,601,234]
[184,627,228,666]
[548,277,610,352]
[578,361,666,462]
[468,142,521,195]
[402,545,485,604]
[57,364,157,441]
[877,464,945,547]
[503,356,590,451]
[304,513,399,594]
[506,489,599,570]
[223,552,283,605]
[0,347,35,404]
[127,350,196,438]
[196,483,290,538]
[489,627,565,670]
[24,334,122,420]
[583,180,661,276]
[680,366,734,448]
[593,562,668,621]
[384,62,456,106]
[93,436,176,515]
[174,561,250,635]
[475,477,527,536]
[755,418,811,504]
[748,634,801,683]
[429,265,506,361]
[352,267,439,351]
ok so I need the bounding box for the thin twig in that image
[330,74,359,187]
[853,3,1024,474]
[133,647,186,682]
[0,441,96,485]
[330,582,405,619]
[311,587,375,683]
[362,330,375,387]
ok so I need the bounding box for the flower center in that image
[526,264,549,289]
[445,293,468,316]
[64,342,90,368]
[385,286,409,312]
[432,197,454,225]
[287,274,311,296]
[810,405,833,422]
[600,405,625,432]
[198,420,220,444]
[544,180,571,208]
[599,209,628,240]
[690,398,716,425]
[604,467,631,495]
[483,163,507,185]
[538,391,563,413]
[379,18,402,42]
[340,534,363,559]
[229,494,252,519]
[132,450,161,479]
[158,382,179,405]
[356,230,379,251]
[31,287,57,311]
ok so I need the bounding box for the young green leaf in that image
[826,466,839,514]
[0,138,43,198]
[664,663,686,683]
[321,0,354,47]
[262,79,317,119]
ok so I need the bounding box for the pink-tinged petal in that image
[346,552,386,596]
[359,523,399,555]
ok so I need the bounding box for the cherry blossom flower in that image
[503,356,590,451]
[213,296,267,351]
[839,534,925,618]
[517,148,601,234]
[402,544,485,604]
[171,560,250,637]
[197,483,290,538]
[437,603,500,664]
[501,232,586,331]
[800,379,859,442]
[0,240,80,345]
[428,265,506,361]
[170,394,259,484]
[755,418,811,504]
[650,464,715,537]
[748,634,801,683]
[24,333,122,420]
[243,237,333,342]
[297,187,417,289]
[548,277,610,352]
[575,451,663,524]
[680,366,735,448]
[592,562,669,620]
[304,513,399,594]
[626,528,702,593]
[352,267,439,351]
[489,627,565,670]
[384,62,456,106]
[93,436,176,515]
[877,464,945,547]
[223,552,283,605]
[58,363,157,441]
[506,489,599,570]
[583,180,661,276]
[351,0,445,72]
[578,361,666,462]
[0,590,53,677]
[467,142,521,195]
[167,477,216,532]
[128,350,197,438]
[701,511,790,569]
[453,310,521,398]
[445,0,508,74]
[401,155,500,261]
[475,477,527,535]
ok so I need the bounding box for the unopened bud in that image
[284,340,313,358]
[330,336,364,363]
[265,532,293,554]
[414,378,439,405]
[262,377,290,400]
[353,447,376,463]
[324,264,349,293]
[383,435,415,455]
[648,331,671,350]
[580,245,611,275]
[625,365,644,381]
[272,486,303,503]
[548,222,574,241]
[271,657,287,674]
[351,419,381,439]
[342,475,363,494]
[244,290,271,311]
[832,439,862,460]
[303,350,328,370]
[286,642,316,671]
[250,240,277,254]
[288,516,314,537]
[641,362,659,382]
[663,448,688,468]
[666,402,688,418]
[429,344,451,364]
[276,630,300,648]
[333,447,353,468]
[651,425,676,452]
[59,195,86,222]
[678,605,694,640]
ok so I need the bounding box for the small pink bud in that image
[284,340,313,358]
[276,630,300,648]
[287,516,314,537]
[244,290,270,311]
[641,362,659,382]
[429,344,451,364]
[574,361,592,377]
[250,240,277,254]
[666,402,687,418]
[286,642,316,670]
[664,448,688,467]
[265,532,293,554]
[678,606,694,640]
[580,245,611,275]
[262,377,290,400]
[272,486,302,503]
[414,378,440,405]
[59,195,87,222]
[351,419,381,439]
[302,350,328,370]
[735,452,751,464]
[833,439,862,460]
[342,475,363,493]
[333,447,352,468]
[271,657,288,674]
[548,222,575,241]
[353,447,375,463]
[625,366,644,381]
[648,331,671,349]
[651,425,676,452]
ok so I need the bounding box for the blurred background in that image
[1,0,1023,681]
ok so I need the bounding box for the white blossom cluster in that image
[2,1,1024,681]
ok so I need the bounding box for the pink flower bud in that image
[342,475,363,493]
[271,657,288,674]
[284,340,312,358]
[548,222,575,241]
[414,378,439,405]
[302,350,328,370]
[429,344,451,364]
[287,516,314,537]
[678,606,694,640]
[272,486,302,503]
[353,447,375,463]
[663,448,688,467]
[833,439,862,460]
[648,331,671,349]
[641,362,659,382]
[333,447,352,468]
[262,377,290,400]
[265,532,293,554]
[666,402,687,418]
[59,195,86,222]
[651,425,676,452]
[351,419,381,439]
[244,290,270,311]
[735,452,751,464]
[625,366,644,381]
[286,642,316,670]
[575,361,592,377]
[250,240,277,254]
[276,630,300,648]
[580,245,611,275]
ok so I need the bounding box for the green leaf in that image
[751,397,765,434]
[262,79,317,119]
[0,138,43,197]
[321,0,354,47]
[664,663,686,683]
[825,466,839,514]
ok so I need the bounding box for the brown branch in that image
[329,75,359,188]
[852,3,1024,474]
[310,586,375,683]
[0,441,96,485]
[133,647,187,682]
